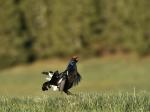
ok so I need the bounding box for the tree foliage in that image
[0,0,150,68]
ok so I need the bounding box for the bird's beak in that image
[76,57,79,62]
[72,56,79,62]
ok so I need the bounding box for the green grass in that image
[0,57,150,96]
[0,58,150,111]
[0,92,149,112]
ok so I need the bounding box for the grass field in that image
[0,92,149,112]
[0,57,150,96]
[0,57,150,111]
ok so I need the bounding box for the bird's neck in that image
[67,60,77,72]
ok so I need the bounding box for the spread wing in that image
[73,72,81,86]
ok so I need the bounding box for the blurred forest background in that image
[0,0,150,96]
[0,0,150,69]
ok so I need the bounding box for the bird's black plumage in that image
[41,56,81,95]
[59,56,81,94]
[42,71,60,91]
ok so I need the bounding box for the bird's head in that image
[71,56,79,62]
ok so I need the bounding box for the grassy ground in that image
[0,57,150,111]
[0,57,150,96]
[0,92,149,112]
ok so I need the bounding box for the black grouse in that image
[59,56,81,94]
[41,56,81,95]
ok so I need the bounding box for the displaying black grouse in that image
[59,56,81,94]
[41,56,82,95]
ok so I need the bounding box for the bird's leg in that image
[64,90,73,95]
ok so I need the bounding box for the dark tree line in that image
[0,0,150,68]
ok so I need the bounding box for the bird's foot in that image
[66,91,73,95]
